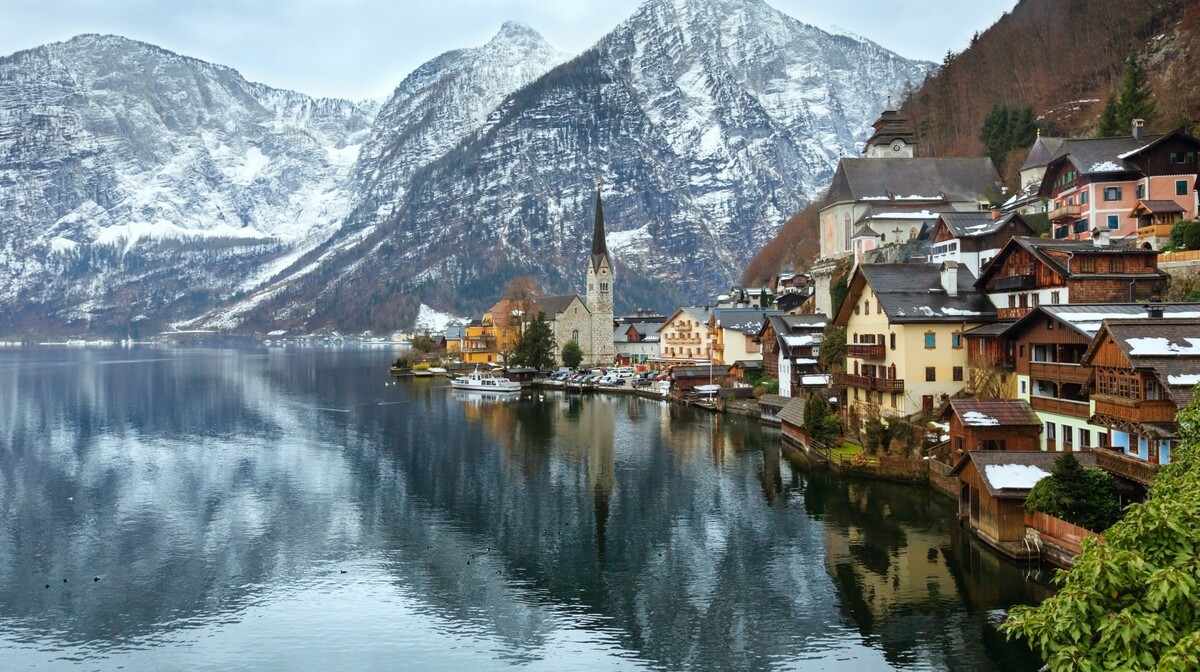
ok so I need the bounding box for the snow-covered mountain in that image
[0,0,930,336]
[214,0,930,332]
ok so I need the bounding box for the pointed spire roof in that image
[591,188,609,271]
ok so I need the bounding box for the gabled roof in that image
[937,211,1034,239]
[778,397,808,428]
[1000,303,1200,340]
[1037,130,1200,196]
[657,306,712,332]
[951,451,1097,499]
[1083,317,1200,408]
[823,158,1002,206]
[614,322,663,343]
[836,264,996,326]
[976,237,1165,287]
[537,294,585,317]
[672,365,731,378]
[1131,200,1185,215]
[1019,136,1066,172]
[444,325,464,339]
[943,399,1041,428]
[764,314,828,352]
[757,394,789,409]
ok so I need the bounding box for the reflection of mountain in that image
[0,350,1042,668]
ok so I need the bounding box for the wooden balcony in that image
[1030,396,1090,419]
[1092,395,1179,424]
[835,372,905,392]
[998,307,1032,320]
[1048,203,1082,221]
[1029,361,1090,385]
[993,274,1037,291]
[1093,448,1159,486]
[847,343,885,360]
[1136,223,1175,239]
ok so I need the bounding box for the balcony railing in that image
[993,274,1037,291]
[1029,361,1090,385]
[1030,396,1090,419]
[847,343,885,360]
[1093,448,1160,486]
[1048,203,1081,221]
[835,372,905,392]
[998,307,1033,320]
[1136,223,1175,239]
[1092,395,1179,424]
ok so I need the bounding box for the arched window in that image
[572,330,579,342]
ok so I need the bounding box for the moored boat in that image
[451,368,521,392]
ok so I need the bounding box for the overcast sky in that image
[2,0,1015,101]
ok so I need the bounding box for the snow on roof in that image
[1168,374,1200,386]
[782,334,818,347]
[900,306,983,317]
[984,464,1050,490]
[801,374,831,385]
[961,411,999,426]
[1089,161,1124,172]
[1126,337,1200,356]
[1117,143,1152,160]
[865,210,940,220]
[792,358,818,365]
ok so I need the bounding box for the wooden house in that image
[758,314,827,397]
[670,365,731,392]
[952,450,1097,558]
[1083,316,1200,479]
[975,236,1166,321]
[928,211,1036,276]
[942,399,1042,458]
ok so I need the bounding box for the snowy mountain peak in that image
[493,20,547,42]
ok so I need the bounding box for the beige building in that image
[709,308,779,365]
[834,262,997,423]
[656,307,713,363]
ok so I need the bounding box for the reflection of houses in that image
[975,236,1166,321]
[942,399,1042,459]
[952,451,1097,558]
[656,307,713,363]
[1083,317,1200,476]
[1038,123,1200,246]
[835,263,995,421]
[927,211,1035,277]
[759,314,827,398]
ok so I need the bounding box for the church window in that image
[571,330,579,342]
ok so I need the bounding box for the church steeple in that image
[590,188,609,270]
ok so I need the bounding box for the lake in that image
[0,347,1051,670]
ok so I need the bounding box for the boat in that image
[451,368,522,392]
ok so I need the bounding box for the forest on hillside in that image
[743,0,1200,287]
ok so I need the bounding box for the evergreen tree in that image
[561,340,583,369]
[1024,452,1121,532]
[510,311,556,370]
[1099,56,1158,137]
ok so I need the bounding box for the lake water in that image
[0,347,1051,671]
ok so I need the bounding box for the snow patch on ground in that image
[985,464,1050,490]
[607,224,653,256]
[413,304,467,334]
[93,220,271,255]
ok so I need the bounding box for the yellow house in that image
[461,320,497,364]
[834,262,997,424]
[444,325,464,357]
[708,307,780,365]
[461,300,526,365]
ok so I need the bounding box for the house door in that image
[922,395,934,411]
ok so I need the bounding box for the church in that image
[534,189,616,366]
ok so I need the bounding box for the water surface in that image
[0,347,1050,670]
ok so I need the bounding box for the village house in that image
[927,211,1036,277]
[1083,316,1200,479]
[809,109,1004,316]
[461,318,496,364]
[941,398,1043,459]
[1000,134,1066,215]
[656,306,713,364]
[759,314,828,397]
[1039,122,1200,248]
[443,325,464,356]
[708,308,779,365]
[613,319,662,366]
[952,450,1098,559]
[975,236,1167,321]
[835,262,996,423]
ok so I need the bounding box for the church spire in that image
[591,188,608,258]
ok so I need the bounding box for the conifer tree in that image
[1099,56,1158,137]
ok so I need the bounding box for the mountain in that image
[0,34,377,335]
[0,0,929,336]
[208,0,930,333]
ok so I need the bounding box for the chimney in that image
[991,208,1002,220]
[1147,303,1165,319]
[940,261,959,297]
[1132,119,1145,141]
[1092,227,1111,247]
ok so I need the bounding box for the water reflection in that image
[0,349,1047,670]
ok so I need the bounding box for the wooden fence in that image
[1025,511,1101,555]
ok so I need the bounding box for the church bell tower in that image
[586,188,615,364]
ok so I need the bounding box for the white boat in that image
[450,368,521,392]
